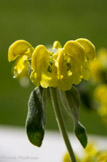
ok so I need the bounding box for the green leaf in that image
[58,86,88,148]
[25,87,46,147]
[75,122,87,148]
[58,86,80,124]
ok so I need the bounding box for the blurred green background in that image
[0,0,107,135]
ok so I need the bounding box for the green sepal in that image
[58,86,88,148]
[58,86,80,124]
[75,122,87,148]
[25,87,46,147]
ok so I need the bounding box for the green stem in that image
[49,87,77,162]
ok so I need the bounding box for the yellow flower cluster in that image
[94,84,107,124]
[8,39,95,91]
[89,49,107,125]
[89,48,107,83]
[63,143,107,162]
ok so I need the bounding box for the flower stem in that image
[49,87,77,162]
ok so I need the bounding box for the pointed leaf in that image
[26,87,46,147]
[75,122,88,148]
[58,86,88,148]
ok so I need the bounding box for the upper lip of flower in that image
[8,40,34,62]
[8,40,34,78]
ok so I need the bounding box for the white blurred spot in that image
[19,76,30,88]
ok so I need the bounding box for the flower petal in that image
[31,45,57,88]
[53,41,62,49]
[31,45,50,71]
[56,50,81,91]
[13,55,29,78]
[76,38,96,60]
[8,40,33,62]
[63,40,86,61]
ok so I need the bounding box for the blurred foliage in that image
[77,49,107,129]
[0,0,107,135]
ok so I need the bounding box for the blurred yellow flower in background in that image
[97,152,107,162]
[63,152,71,162]
[94,84,107,124]
[63,152,80,162]
[63,143,107,162]
[94,84,107,105]
[84,143,97,156]
[89,48,107,83]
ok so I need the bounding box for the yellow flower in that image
[63,152,71,162]
[81,143,98,162]
[89,48,107,83]
[30,45,58,88]
[94,84,107,124]
[94,84,107,105]
[8,40,34,78]
[31,38,95,91]
[63,144,107,162]
[63,152,80,162]
[8,39,95,90]
[82,155,96,162]
[97,152,107,162]
[85,143,97,156]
